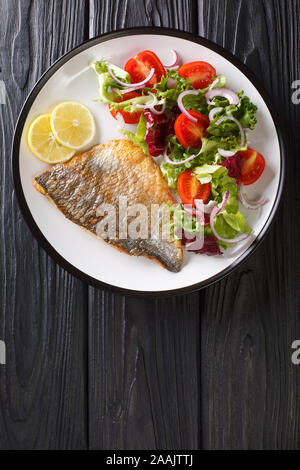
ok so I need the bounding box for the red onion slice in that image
[208,77,219,90]
[210,207,250,244]
[163,147,201,166]
[193,199,218,214]
[218,148,236,158]
[185,240,204,252]
[163,49,179,69]
[205,88,240,105]
[135,92,158,109]
[183,200,218,225]
[215,116,246,148]
[107,65,155,88]
[216,191,230,215]
[238,184,269,210]
[202,200,218,214]
[118,85,145,94]
[195,199,218,217]
[177,91,199,123]
[149,102,166,115]
[209,107,223,122]
[167,78,178,89]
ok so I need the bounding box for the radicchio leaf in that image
[181,233,222,256]
[144,110,175,157]
[220,153,243,179]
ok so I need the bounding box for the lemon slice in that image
[28,114,76,163]
[50,101,96,150]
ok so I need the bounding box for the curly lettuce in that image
[179,75,227,117]
[228,93,258,130]
[207,91,257,130]
[160,135,220,188]
[153,70,190,110]
[159,132,240,189]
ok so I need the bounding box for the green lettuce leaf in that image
[160,135,222,188]
[200,135,246,156]
[153,70,190,110]
[153,72,226,114]
[207,116,241,137]
[207,91,258,131]
[159,131,241,189]
[180,75,227,117]
[214,211,252,240]
[90,60,157,111]
[160,164,186,189]
[227,92,258,130]
[182,91,209,117]
[163,203,203,238]
[210,166,252,240]
[193,164,226,184]
[211,167,239,213]
[91,60,130,81]
[119,113,149,155]
[211,75,227,88]
[90,61,131,104]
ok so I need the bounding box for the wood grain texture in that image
[88,293,200,450]
[88,0,201,450]
[0,0,88,449]
[89,0,197,34]
[198,0,300,450]
[0,0,299,451]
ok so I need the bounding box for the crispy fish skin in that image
[34,139,183,272]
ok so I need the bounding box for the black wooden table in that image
[0,0,299,450]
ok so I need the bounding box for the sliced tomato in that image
[236,148,266,185]
[174,110,210,149]
[109,91,142,124]
[178,61,216,89]
[125,50,166,87]
[177,170,211,207]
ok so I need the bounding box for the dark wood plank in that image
[1,0,296,451]
[198,0,300,450]
[88,0,200,450]
[0,0,89,449]
[89,0,197,33]
[88,293,200,450]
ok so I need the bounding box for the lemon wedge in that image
[27,114,76,164]
[50,101,96,150]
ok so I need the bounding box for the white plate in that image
[13,28,285,295]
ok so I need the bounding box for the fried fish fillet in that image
[34,139,183,272]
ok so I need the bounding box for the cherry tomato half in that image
[174,110,210,149]
[177,170,211,207]
[178,61,216,89]
[109,91,143,124]
[236,148,266,186]
[125,50,166,88]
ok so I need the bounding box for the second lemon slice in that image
[28,114,75,164]
[50,101,96,150]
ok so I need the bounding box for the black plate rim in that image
[12,26,286,297]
